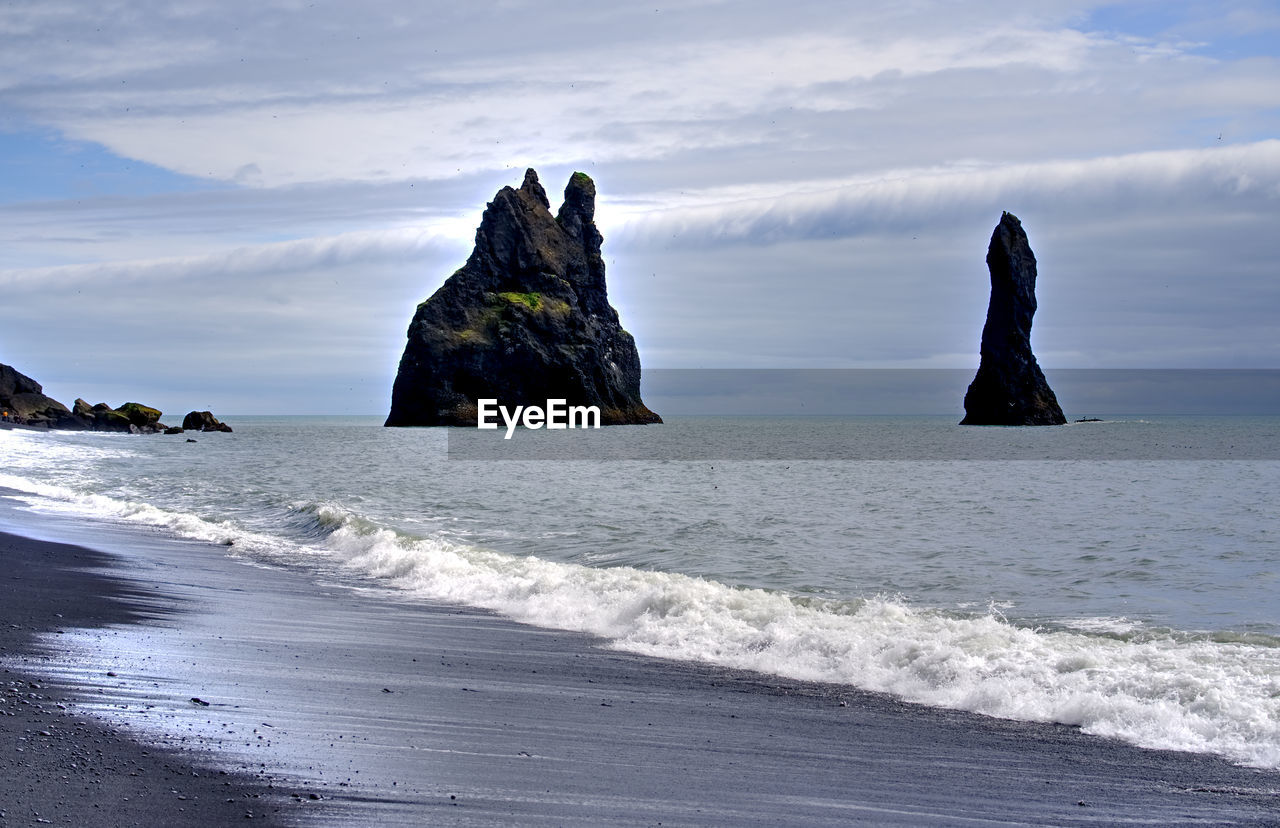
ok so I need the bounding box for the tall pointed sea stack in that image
[386,169,661,427]
[961,212,1066,425]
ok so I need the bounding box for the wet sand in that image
[2,499,1280,826]
[0,530,310,826]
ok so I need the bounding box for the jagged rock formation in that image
[386,169,660,427]
[1,364,76,428]
[961,212,1066,426]
[1,363,170,433]
[183,411,233,432]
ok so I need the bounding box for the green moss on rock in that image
[115,402,162,426]
[498,291,543,311]
[385,168,661,427]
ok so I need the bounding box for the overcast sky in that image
[2,1,1277,414]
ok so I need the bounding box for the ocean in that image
[2,414,1278,772]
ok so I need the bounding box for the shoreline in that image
[0,529,312,826]
[3,503,1280,825]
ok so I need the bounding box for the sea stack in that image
[960,212,1066,426]
[386,169,661,427]
[182,411,234,432]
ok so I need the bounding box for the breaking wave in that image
[3,450,1277,771]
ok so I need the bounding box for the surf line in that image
[477,399,601,439]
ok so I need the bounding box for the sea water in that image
[2,415,1278,769]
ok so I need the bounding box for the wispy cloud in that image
[0,226,466,292]
[604,141,1280,249]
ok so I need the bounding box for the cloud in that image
[13,139,1272,293]
[604,141,1280,248]
[0,226,466,293]
[1,1,1277,411]
[6,2,1274,187]
[4,141,1277,398]
[597,142,1280,370]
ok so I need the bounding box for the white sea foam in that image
[0,429,134,473]
[308,502,1280,770]
[0,467,294,557]
[5,430,1280,771]
[1059,616,1146,635]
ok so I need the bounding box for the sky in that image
[1,0,1277,415]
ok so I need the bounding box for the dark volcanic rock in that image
[2,364,178,434]
[89,402,132,432]
[182,410,233,432]
[116,402,162,429]
[0,363,76,428]
[961,212,1066,426]
[386,169,660,427]
[114,402,167,434]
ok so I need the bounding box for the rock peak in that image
[560,171,595,215]
[960,212,1066,426]
[556,171,598,247]
[386,169,660,427]
[519,167,550,210]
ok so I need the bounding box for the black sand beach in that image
[3,497,1280,826]
[0,530,306,826]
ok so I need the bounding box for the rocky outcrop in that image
[74,401,166,433]
[386,169,660,427]
[1,363,172,433]
[74,399,129,431]
[960,212,1066,426]
[0,364,81,428]
[116,403,163,432]
[182,411,233,432]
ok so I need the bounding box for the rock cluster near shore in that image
[182,410,234,433]
[0,363,231,434]
[961,212,1066,426]
[386,168,660,427]
[0,363,79,429]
